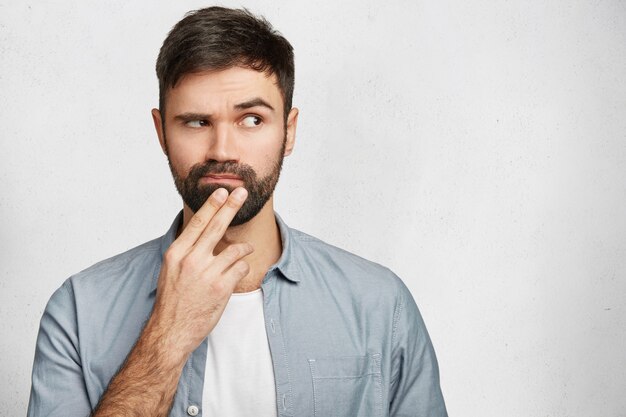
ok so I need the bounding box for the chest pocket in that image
[308,353,383,417]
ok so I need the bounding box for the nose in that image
[205,122,239,163]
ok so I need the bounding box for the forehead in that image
[165,67,283,114]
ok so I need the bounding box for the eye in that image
[240,115,262,127]
[185,120,209,128]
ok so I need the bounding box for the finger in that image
[174,188,229,250]
[208,242,255,274]
[194,187,248,251]
[220,259,252,292]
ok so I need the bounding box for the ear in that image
[284,107,299,157]
[151,108,167,155]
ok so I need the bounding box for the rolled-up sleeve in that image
[28,280,92,417]
[389,282,448,417]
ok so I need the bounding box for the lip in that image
[205,174,242,180]
[201,174,243,184]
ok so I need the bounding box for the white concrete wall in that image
[1,1,625,416]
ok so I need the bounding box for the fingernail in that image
[232,187,248,202]
[214,188,228,203]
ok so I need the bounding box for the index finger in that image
[193,187,248,251]
[174,187,229,250]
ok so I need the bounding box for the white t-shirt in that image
[202,289,278,416]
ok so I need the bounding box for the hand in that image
[148,187,253,360]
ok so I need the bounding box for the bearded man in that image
[27,7,447,417]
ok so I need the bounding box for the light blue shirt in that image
[28,212,447,416]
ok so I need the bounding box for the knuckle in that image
[206,218,225,235]
[232,243,249,258]
[221,245,240,261]
[234,260,250,276]
[163,247,180,264]
[180,254,200,274]
[208,195,225,209]
[189,214,206,229]
[209,280,226,296]
[225,196,242,209]
[237,243,254,258]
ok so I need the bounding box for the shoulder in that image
[288,227,410,299]
[63,236,162,296]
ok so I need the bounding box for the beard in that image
[167,137,286,227]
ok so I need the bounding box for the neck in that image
[179,196,282,293]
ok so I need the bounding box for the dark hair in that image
[156,7,295,120]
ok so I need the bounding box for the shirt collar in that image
[151,210,301,293]
[270,211,302,283]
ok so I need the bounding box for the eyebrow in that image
[234,97,275,112]
[172,98,275,123]
[174,112,210,123]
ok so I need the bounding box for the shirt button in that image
[187,405,199,416]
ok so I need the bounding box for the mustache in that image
[187,161,257,182]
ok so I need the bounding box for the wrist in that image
[140,313,191,369]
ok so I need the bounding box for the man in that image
[28,7,447,417]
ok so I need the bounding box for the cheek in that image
[253,147,283,177]
[167,148,200,178]
[166,138,205,170]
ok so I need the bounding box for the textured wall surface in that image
[1,1,625,416]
